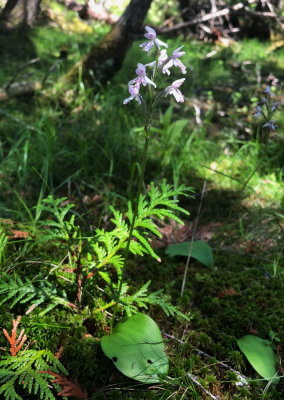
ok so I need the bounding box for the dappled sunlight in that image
[0,0,283,399]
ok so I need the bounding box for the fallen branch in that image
[161,3,245,33]
[0,81,42,102]
[161,3,284,34]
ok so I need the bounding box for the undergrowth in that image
[0,1,283,399]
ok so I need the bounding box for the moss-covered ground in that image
[0,1,283,399]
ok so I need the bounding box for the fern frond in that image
[0,274,73,315]
[86,183,191,281]
[46,371,87,399]
[118,281,191,320]
[147,290,191,321]
[132,230,159,259]
[127,183,192,259]
[3,316,27,356]
[0,350,67,400]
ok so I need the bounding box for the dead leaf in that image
[217,288,240,299]
[9,230,29,239]
[41,371,87,399]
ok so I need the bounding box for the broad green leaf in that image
[165,240,214,268]
[237,335,280,383]
[101,313,169,383]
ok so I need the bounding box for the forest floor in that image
[0,1,284,399]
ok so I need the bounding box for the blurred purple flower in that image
[146,49,168,69]
[271,102,280,112]
[263,120,277,131]
[128,63,156,89]
[140,26,168,52]
[162,46,186,75]
[253,105,262,118]
[164,78,185,102]
[123,85,142,105]
[264,85,271,96]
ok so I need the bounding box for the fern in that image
[0,350,68,400]
[147,290,191,321]
[128,182,191,259]
[0,274,74,315]
[118,281,190,320]
[37,196,79,242]
[89,183,191,278]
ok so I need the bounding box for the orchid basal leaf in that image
[165,240,214,268]
[101,313,169,383]
[237,335,280,383]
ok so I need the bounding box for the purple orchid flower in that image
[162,46,186,75]
[263,120,277,131]
[123,85,142,105]
[140,26,168,52]
[128,63,156,89]
[164,78,185,103]
[146,49,168,69]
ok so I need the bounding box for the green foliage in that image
[0,226,8,267]
[0,8,283,398]
[37,195,79,242]
[90,182,191,278]
[85,182,191,314]
[117,281,190,320]
[101,313,169,383]
[237,335,280,383]
[0,273,73,315]
[166,240,214,268]
[0,349,67,400]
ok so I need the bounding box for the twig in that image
[195,348,249,387]
[163,333,249,387]
[4,58,40,90]
[181,181,207,296]
[0,108,40,132]
[201,164,255,192]
[187,373,220,400]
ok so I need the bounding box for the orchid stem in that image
[110,126,150,333]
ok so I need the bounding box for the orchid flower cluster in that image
[254,85,280,132]
[123,26,187,106]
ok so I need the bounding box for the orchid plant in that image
[100,28,192,383]
[112,27,189,327]
[254,84,280,142]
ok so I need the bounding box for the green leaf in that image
[101,313,169,383]
[237,335,280,383]
[165,240,214,268]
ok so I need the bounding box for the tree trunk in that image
[0,0,41,31]
[67,0,153,85]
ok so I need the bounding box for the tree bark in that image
[0,0,41,31]
[67,0,153,85]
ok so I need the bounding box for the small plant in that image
[100,25,192,382]
[0,316,69,400]
[253,84,281,142]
